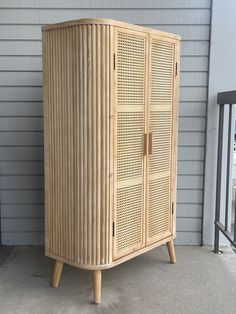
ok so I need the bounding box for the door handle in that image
[149,133,153,155]
[144,133,153,156]
[144,133,148,156]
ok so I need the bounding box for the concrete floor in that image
[0,246,236,314]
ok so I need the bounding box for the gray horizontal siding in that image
[0,0,211,245]
[0,102,43,116]
[0,176,44,189]
[1,204,44,218]
[179,132,205,146]
[0,133,43,145]
[175,232,201,245]
[0,0,211,9]
[0,190,44,204]
[0,9,210,25]
[179,102,206,116]
[1,232,44,245]
[178,147,205,160]
[0,162,43,175]
[0,147,43,160]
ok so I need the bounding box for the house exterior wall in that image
[0,0,211,245]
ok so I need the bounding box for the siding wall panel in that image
[0,147,43,160]
[0,132,43,146]
[0,161,43,175]
[0,102,43,116]
[0,9,210,25]
[177,204,202,218]
[179,102,206,117]
[0,1,211,245]
[0,0,211,9]
[0,73,42,86]
[1,204,44,218]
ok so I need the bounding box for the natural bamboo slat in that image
[43,23,112,267]
[42,18,180,304]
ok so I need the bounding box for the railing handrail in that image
[217,90,236,105]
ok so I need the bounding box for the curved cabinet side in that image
[43,24,113,268]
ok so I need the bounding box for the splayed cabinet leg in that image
[93,270,102,304]
[166,240,176,264]
[52,260,64,288]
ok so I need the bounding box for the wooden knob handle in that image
[149,133,153,155]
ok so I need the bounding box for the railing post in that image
[234,187,236,242]
[225,104,233,231]
[214,105,224,253]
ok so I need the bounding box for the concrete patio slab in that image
[0,245,236,314]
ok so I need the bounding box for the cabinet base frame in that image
[49,236,176,304]
[46,234,176,270]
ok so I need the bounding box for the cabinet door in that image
[113,28,148,259]
[146,36,177,245]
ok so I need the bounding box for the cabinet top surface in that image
[42,18,180,40]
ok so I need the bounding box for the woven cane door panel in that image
[114,29,147,258]
[147,39,175,244]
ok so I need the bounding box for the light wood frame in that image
[42,18,180,304]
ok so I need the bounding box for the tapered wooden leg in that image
[167,240,176,264]
[93,270,102,304]
[52,260,64,288]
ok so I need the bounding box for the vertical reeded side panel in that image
[43,24,113,267]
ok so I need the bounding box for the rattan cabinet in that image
[42,18,180,304]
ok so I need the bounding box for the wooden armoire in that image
[42,18,180,304]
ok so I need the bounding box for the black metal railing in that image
[214,90,236,252]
